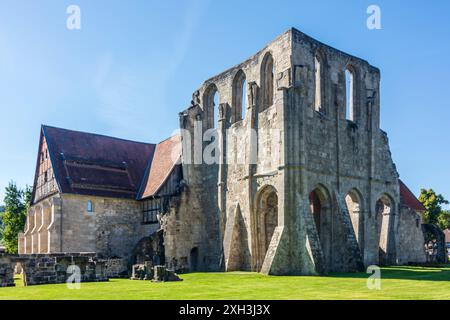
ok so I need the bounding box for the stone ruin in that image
[131,262,181,282]
[422,224,448,264]
[0,253,108,287]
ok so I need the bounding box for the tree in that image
[437,210,450,231]
[2,182,31,253]
[419,188,449,229]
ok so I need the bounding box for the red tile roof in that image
[41,125,156,200]
[139,134,182,199]
[399,179,426,212]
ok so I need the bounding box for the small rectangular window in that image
[87,200,93,213]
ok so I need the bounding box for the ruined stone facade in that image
[19,194,158,259]
[0,253,108,287]
[174,28,426,275]
[17,28,427,276]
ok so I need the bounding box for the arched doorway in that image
[255,186,278,271]
[309,185,332,270]
[375,195,395,265]
[345,189,363,249]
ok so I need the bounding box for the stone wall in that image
[176,28,424,275]
[18,253,107,286]
[102,258,129,278]
[397,207,426,264]
[162,191,222,273]
[20,194,158,260]
[0,254,15,287]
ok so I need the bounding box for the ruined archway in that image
[203,83,219,129]
[190,247,199,272]
[309,185,332,270]
[345,189,364,250]
[375,195,396,266]
[255,185,278,271]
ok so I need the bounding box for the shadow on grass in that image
[329,265,450,282]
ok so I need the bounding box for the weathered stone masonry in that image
[16,28,427,277]
[174,28,426,275]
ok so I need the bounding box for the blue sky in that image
[0,0,449,205]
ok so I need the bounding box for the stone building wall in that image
[396,207,426,264]
[19,194,158,260]
[286,29,400,273]
[176,28,423,275]
[18,253,107,286]
[162,190,222,272]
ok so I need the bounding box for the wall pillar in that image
[48,196,62,253]
[32,206,42,253]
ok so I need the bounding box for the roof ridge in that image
[157,133,181,145]
[42,124,155,146]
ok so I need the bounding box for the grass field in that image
[0,265,449,300]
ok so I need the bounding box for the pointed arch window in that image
[232,70,247,122]
[203,84,219,129]
[260,53,274,112]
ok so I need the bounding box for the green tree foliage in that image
[419,188,449,230]
[0,205,5,244]
[2,182,32,253]
[437,210,450,231]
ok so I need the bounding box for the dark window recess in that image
[143,198,163,224]
[44,171,48,182]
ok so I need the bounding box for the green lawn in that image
[0,265,449,300]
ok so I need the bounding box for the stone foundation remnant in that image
[0,253,108,287]
[152,265,182,282]
[131,262,181,282]
[19,253,108,286]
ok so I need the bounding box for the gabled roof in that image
[41,125,156,200]
[138,134,182,200]
[399,179,426,212]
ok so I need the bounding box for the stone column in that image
[32,206,42,253]
[26,208,36,254]
[246,82,259,271]
[48,196,62,253]
[18,233,25,254]
[217,103,230,239]
[38,201,51,253]
[23,208,32,254]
